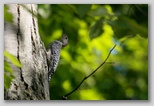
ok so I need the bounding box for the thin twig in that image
[62,44,116,100]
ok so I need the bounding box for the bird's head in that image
[60,31,68,47]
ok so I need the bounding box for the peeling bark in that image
[4,4,50,100]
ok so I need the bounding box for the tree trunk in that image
[4,4,50,100]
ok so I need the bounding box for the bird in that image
[46,30,68,82]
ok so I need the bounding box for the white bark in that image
[4,4,50,100]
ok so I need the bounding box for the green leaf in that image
[89,6,109,17]
[4,61,13,74]
[108,16,148,39]
[4,73,13,89]
[76,4,91,18]
[4,5,13,23]
[4,60,15,89]
[4,51,22,68]
[89,18,104,39]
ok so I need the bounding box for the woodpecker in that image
[46,31,68,82]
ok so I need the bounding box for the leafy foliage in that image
[4,60,15,90]
[4,5,13,23]
[4,5,20,90]
[4,51,22,89]
[38,4,148,100]
[4,51,22,68]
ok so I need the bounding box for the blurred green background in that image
[38,4,148,100]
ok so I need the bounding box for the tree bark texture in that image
[4,4,50,100]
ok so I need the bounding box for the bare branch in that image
[62,44,116,100]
